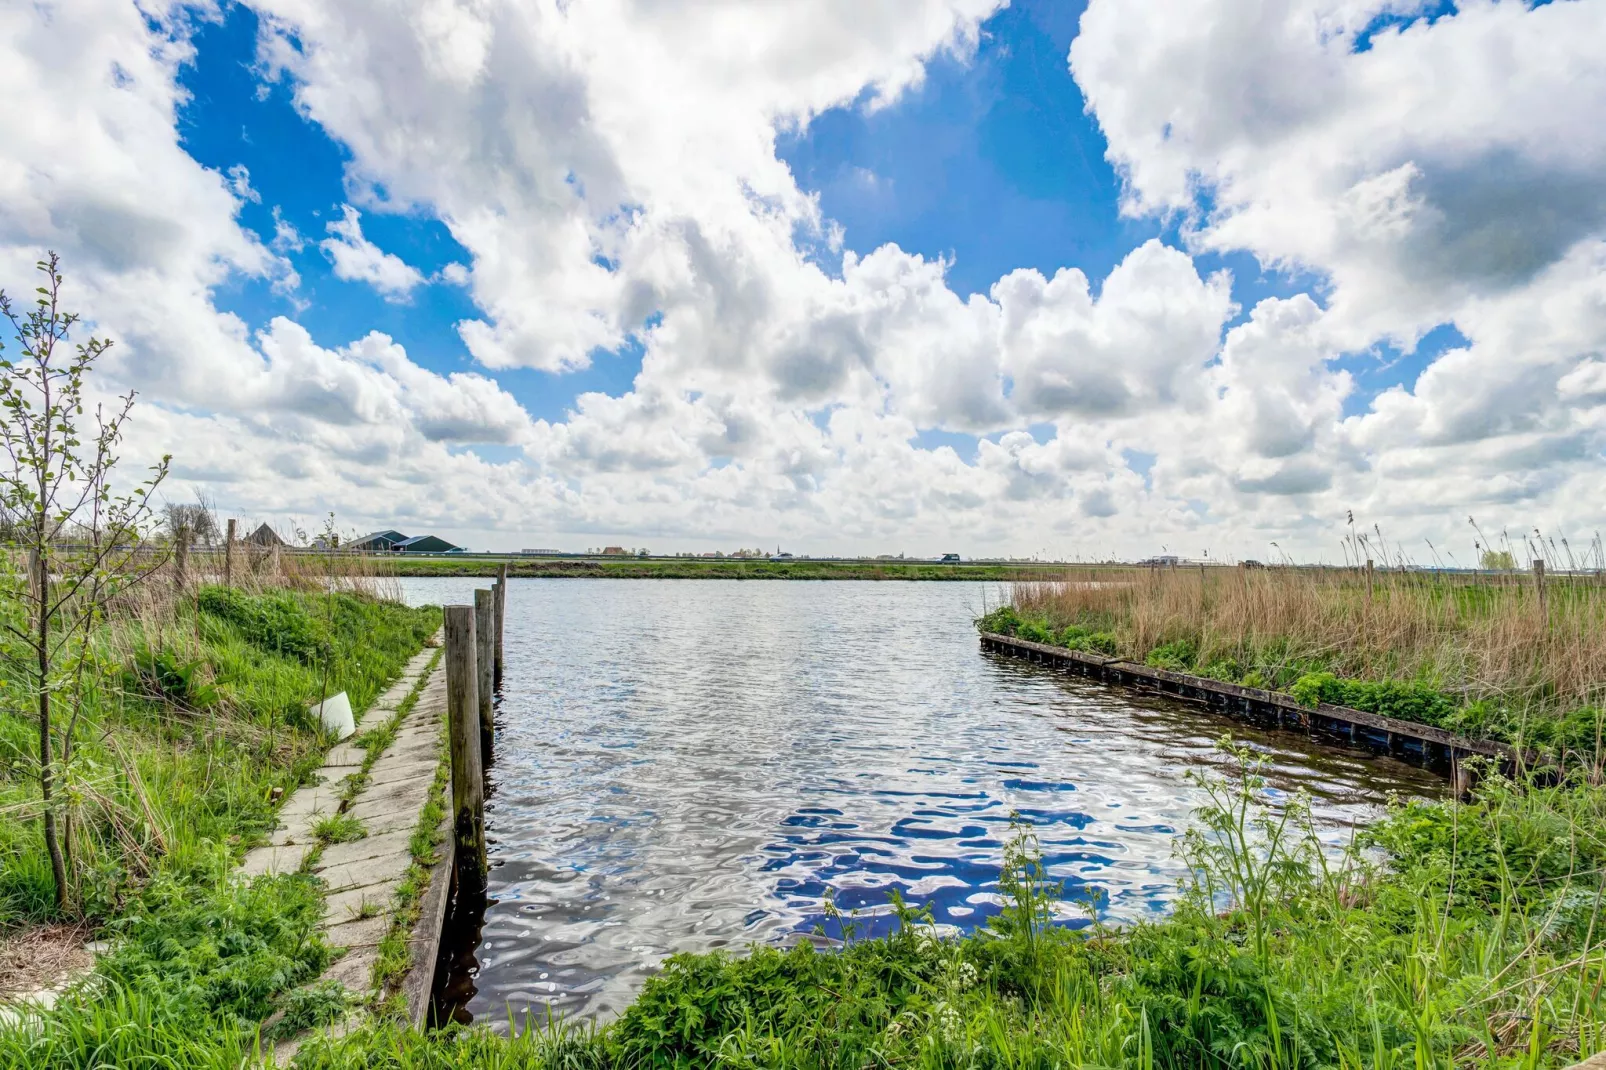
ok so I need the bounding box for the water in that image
[398,578,1441,1026]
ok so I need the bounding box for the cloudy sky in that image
[3,0,1603,561]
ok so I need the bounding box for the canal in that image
[398,578,1441,1025]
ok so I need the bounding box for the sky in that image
[2,0,1603,562]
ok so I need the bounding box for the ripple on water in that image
[400,578,1443,1026]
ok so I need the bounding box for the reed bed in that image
[1007,566,1606,713]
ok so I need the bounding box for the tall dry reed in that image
[1011,565,1606,709]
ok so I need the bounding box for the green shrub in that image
[1058,624,1118,655]
[95,871,331,1029]
[976,606,1023,635]
[123,641,219,710]
[198,586,327,664]
[1199,657,1245,683]
[1145,639,1197,671]
[1291,671,1457,728]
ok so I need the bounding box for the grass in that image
[0,574,438,1067]
[311,813,367,846]
[369,554,1074,581]
[0,867,330,1068]
[982,566,1606,760]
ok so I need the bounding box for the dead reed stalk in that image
[1011,565,1606,710]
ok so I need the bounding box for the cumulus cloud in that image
[2,0,1602,556]
[319,205,426,299]
[1071,0,1606,346]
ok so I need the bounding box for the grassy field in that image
[349,553,1074,582]
[981,566,1606,761]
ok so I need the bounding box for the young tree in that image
[0,254,169,912]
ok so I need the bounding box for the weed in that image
[311,813,366,846]
[266,980,358,1042]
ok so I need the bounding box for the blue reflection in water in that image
[401,578,1441,1025]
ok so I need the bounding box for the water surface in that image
[399,578,1440,1024]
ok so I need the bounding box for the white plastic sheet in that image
[311,691,355,740]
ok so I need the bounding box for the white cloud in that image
[2,0,1602,558]
[319,205,426,300]
[1071,0,1606,347]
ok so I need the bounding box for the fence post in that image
[1365,559,1374,604]
[474,588,495,759]
[173,524,189,594]
[444,605,486,886]
[224,518,236,588]
[1534,558,1547,617]
[493,563,507,688]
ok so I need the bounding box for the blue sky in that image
[176,0,1461,438]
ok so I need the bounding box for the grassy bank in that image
[981,567,1606,760]
[0,579,438,1065]
[367,554,1073,581]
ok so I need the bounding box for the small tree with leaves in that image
[0,254,169,913]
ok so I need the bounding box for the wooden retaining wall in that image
[979,631,1518,784]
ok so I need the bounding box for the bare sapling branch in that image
[0,253,170,913]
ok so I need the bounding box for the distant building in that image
[940,552,961,563]
[393,534,463,553]
[244,522,286,548]
[1139,555,1181,567]
[350,529,407,552]
[601,546,629,556]
[520,548,565,556]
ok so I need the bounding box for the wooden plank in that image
[979,631,1516,761]
[401,819,454,1027]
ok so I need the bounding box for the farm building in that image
[244,522,286,547]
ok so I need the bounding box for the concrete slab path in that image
[257,641,451,1062]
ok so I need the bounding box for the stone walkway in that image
[236,641,451,1061]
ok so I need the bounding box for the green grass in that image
[0,868,331,1068]
[372,555,1074,581]
[0,583,437,1066]
[0,585,439,928]
[311,813,367,846]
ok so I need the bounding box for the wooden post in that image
[1365,558,1374,603]
[474,588,495,759]
[224,518,236,588]
[173,524,189,594]
[493,563,508,688]
[1534,559,1547,617]
[444,606,486,885]
[1450,752,1475,799]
